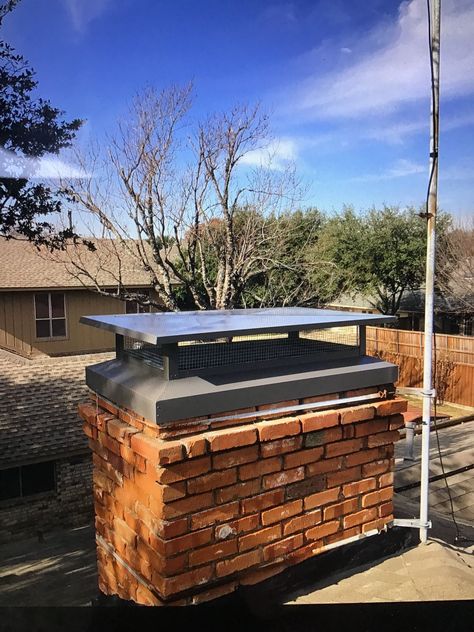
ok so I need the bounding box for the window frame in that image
[124,289,151,314]
[0,461,57,505]
[33,292,68,341]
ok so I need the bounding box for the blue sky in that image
[3,0,474,217]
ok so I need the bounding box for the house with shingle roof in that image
[0,237,165,541]
[0,237,165,357]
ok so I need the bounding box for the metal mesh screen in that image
[123,337,164,370]
[177,327,358,371]
[122,327,359,374]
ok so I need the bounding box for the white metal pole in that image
[420,0,441,544]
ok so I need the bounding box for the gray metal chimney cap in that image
[80,307,396,345]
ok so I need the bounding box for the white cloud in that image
[0,148,88,179]
[240,138,298,171]
[63,0,112,33]
[351,159,426,182]
[340,47,352,54]
[294,0,474,120]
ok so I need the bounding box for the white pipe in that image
[208,391,386,424]
[420,0,441,544]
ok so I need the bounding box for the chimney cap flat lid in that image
[80,308,396,345]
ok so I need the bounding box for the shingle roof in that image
[0,350,113,469]
[0,237,160,290]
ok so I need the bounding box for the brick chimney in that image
[78,308,405,605]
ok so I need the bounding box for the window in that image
[0,461,56,501]
[34,293,67,338]
[125,290,151,314]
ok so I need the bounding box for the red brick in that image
[82,422,98,440]
[287,541,323,564]
[326,465,361,488]
[93,469,115,493]
[206,426,257,452]
[155,566,213,598]
[240,563,287,586]
[182,436,207,458]
[345,447,384,467]
[373,398,407,417]
[343,507,378,529]
[354,419,388,437]
[367,430,400,448]
[215,514,260,540]
[325,438,364,458]
[363,518,388,533]
[263,533,303,562]
[150,516,188,540]
[362,487,393,508]
[283,509,322,535]
[323,498,359,521]
[187,469,237,495]
[216,550,261,578]
[96,412,114,432]
[162,492,213,520]
[239,457,282,481]
[389,414,406,430]
[362,459,390,477]
[379,501,393,517]
[213,446,259,470]
[190,582,238,604]
[305,427,343,447]
[98,432,122,456]
[160,482,187,503]
[379,472,394,487]
[343,425,355,439]
[105,451,134,479]
[263,466,304,490]
[189,540,238,567]
[162,527,213,556]
[340,405,375,425]
[261,436,303,458]
[97,397,119,416]
[157,441,185,465]
[256,417,301,442]
[343,477,377,498]
[284,447,324,469]
[78,402,97,423]
[299,410,339,433]
[306,457,343,476]
[239,525,281,552]
[325,526,361,544]
[113,517,136,546]
[136,539,187,576]
[191,501,240,530]
[304,487,341,511]
[107,418,140,444]
[301,393,337,404]
[262,500,303,526]
[156,457,211,484]
[216,479,261,504]
[130,433,161,461]
[241,489,285,514]
[136,585,163,606]
[306,520,339,541]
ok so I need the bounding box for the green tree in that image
[309,205,451,315]
[0,0,84,249]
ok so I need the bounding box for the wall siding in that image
[0,289,161,357]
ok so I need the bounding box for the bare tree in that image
[436,216,474,315]
[59,86,300,311]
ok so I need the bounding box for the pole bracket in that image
[392,518,432,530]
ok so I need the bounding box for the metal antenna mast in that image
[420,0,441,544]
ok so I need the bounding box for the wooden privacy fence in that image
[366,327,474,408]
